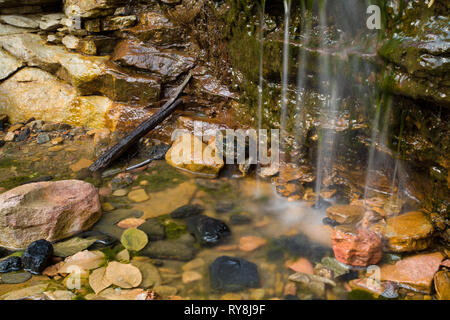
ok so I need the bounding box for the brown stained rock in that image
[380,252,444,293]
[331,226,383,267]
[326,205,365,224]
[434,270,450,300]
[239,236,267,252]
[0,180,102,250]
[112,40,195,82]
[370,211,434,253]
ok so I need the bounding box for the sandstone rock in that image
[39,13,64,31]
[64,0,121,18]
[0,22,32,35]
[127,189,149,203]
[62,35,97,55]
[370,211,434,252]
[0,15,38,29]
[380,252,444,293]
[0,34,160,104]
[166,132,224,177]
[119,11,184,46]
[69,158,93,172]
[102,15,136,31]
[0,48,22,80]
[112,40,195,81]
[326,205,365,225]
[182,270,202,284]
[0,180,102,250]
[434,270,450,300]
[331,226,383,267]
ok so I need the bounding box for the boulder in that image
[370,211,434,252]
[209,256,260,292]
[112,40,195,81]
[0,180,102,250]
[380,252,444,293]
[165,132,224,177]
[326,205,365,225]
[0,48,22,80]
[331,226,383,267]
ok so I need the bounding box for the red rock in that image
[380,252,444,293]
[331,226,382,267]
[441,259,450,268]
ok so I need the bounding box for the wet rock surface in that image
[331,226,383,267]
[170,204,204,219]
[21,239,53,274]
[0,256,22,273]
[209,256,260,292]
[186,215,231,247]
[370,211,434,253]
[326,205,365,225]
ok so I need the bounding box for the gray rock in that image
[0,15,39,29]
[142,240,196,261]
[138,219,165,241]
[36,133,50,144]
[39,13,64,31]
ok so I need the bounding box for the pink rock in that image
[331,226,383,267]
[380,252,444,293]
[0,180,102,249]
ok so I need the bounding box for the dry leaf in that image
[117,218,146,229]
[89,267,113,294]
[98,288,150,300]
[116,249,130,263]
[120,228,148,251]
[105,261,142,288]
[59,250,106,273]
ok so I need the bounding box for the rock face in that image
[326,205,365,225]
[331,226,383,267]
[64,0,121,18]
[112,40,195,81]
[186,215,231,247]
[370,211,434,253]
[434,270,450,300]
[165,133,224,177]
[0,48,22,80]
[0,180,102,250]
[209,256,260,292]
[380,252,444,293]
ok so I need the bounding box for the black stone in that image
[21,240,53,274]
[138,219,165,240]
[284,294,300,300]
[209,256,260,292]
[322,217,340,227]
[15,127,31,142]
[0,247,9,259]
[170,204,204,219]
[229,214,252,225]
[186,215,231,247]
[0,140,5,148]
[0,256,22,273]
[311,197,332,210]
[271,232,331,263]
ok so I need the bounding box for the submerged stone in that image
[170,204,204,219]
[209,256,260,292]
[138,219,165,241]
[326,205,365,225]
[186,215,231,247]
[21,239,53,274]
[141,239,196,261]
[0,256,22,273]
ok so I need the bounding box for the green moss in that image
[0,176,32,190]
[0,158,17,168]
[165,221,188,240]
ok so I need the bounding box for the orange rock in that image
[239,236,267,252]
[380,252,444,293]
[283,282,297,296]
[69,158,93,172]
[117,218,146,229]
[43,261,65,277]
[285,257,314,274]
[215,244,239,251]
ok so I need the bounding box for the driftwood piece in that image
[89,72,192,173]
